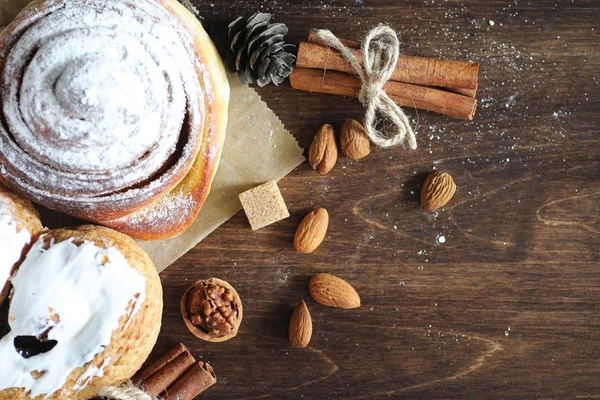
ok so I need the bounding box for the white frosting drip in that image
[0,201,31,291]
[0,235,147,398]
[73,357,111,392]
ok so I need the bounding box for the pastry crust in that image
[100,0,230,241]
[0,186,43,303]
[0,186,42,237]
[0,225,163,400]
[0,0,229,240]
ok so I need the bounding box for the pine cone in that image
[178,0,200,20]
[225,13,296,87]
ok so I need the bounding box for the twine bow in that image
[99,382,154,400]
[314,26,417,149]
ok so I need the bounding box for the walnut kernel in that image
[181,278,243,343]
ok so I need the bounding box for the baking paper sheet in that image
[139,77,303,271]
[1,1,305,272]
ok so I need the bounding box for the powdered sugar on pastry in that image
[0,234,146,398]
[0,0,207,217]
[109,188,198,234]
[0,201,31,291]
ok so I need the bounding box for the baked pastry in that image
[0,0,230,240]
[0,225,162,400]
[0,186,43,304]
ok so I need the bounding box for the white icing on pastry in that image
[0,201,31,291]
[73,357,111,392]
[0,235,146,398]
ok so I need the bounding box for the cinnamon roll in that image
[0,225,162,400]
[0,0,229,240]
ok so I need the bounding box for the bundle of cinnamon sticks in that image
[290,30,479,120]
[132,343,216,400]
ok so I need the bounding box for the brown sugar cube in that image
[238,181,290,230]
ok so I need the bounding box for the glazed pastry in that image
[0,225,162,400]
[0,186,43,303]
[0,0,230,240]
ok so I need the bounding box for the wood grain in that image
[152,0,600,398]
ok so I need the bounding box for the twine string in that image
[99,382,154,400]
[315,26,417,149]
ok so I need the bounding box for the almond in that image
[309,124,338,174]
[294,208,329,253]
[289,300,312,348]
[340,119,370,161]
[421,171,457,211]
[309,273,361,309]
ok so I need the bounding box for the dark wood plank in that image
[152,0,600,398]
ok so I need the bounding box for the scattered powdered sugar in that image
[112,188,198,231]
[19,28,177,173]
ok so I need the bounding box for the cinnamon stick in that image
[161,361,217,400]
[289,67,477,121]
[300,34,479,98]
[141,351,196,397]
[133,343,188,383]
[307,30,477,98]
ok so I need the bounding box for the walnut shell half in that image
[181,278,243,343]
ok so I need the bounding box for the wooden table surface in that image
[155,1,600,398]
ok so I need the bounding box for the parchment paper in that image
[0,1,305,272]
[139,77,303,271]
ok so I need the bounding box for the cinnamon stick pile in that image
[133,343,216,400]
[290,30,479,120]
